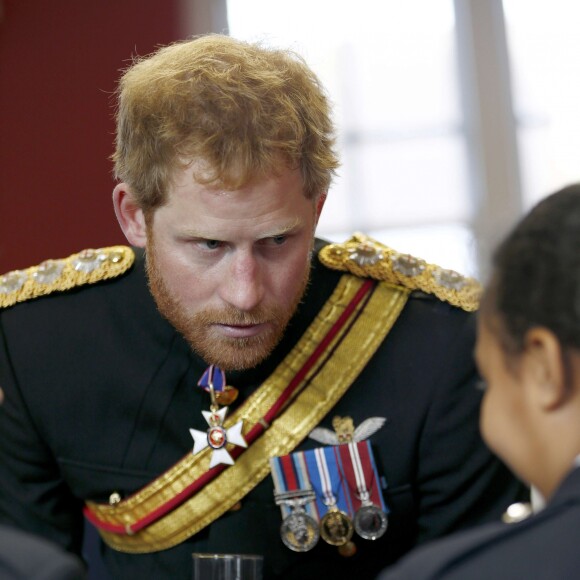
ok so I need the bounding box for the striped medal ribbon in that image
[310,447,354,547]
[336,441,388,540]
[270,453,319,552]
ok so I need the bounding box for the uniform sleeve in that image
[0,320,84,554]
[0,526,87,580]
[414,312,527,543]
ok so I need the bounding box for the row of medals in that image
[192,368,387,557]
[275,487,388,556]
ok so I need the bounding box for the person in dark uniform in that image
[0,525,86,580]
[0,35,525,579]
[379,184,580,579]
[0,388,85,580]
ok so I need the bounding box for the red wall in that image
[0,0,184,272]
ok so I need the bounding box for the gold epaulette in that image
[0,246,135,309]
[319,233,481,312]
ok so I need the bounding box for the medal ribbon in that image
[336,441,387,512]
[197,365,226,393]
[308,447,350,518]
[270,453,315,519]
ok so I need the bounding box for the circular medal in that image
[280,512,319,552]
[207,425,227,449]
[354,504,388,540]
[320,509,354,546]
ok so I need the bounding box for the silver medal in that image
[275,489,319,552]
[281,509,320,552]
[353,491,388,540]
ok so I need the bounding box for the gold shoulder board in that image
[0,246,135,309]
[319,233,481,312]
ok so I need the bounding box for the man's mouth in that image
[214,322,270,339]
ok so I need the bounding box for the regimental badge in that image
[308,415,386,445]
[189,365,247,469]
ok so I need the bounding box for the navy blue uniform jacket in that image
[380,465,580,579]
[0,525,85,580]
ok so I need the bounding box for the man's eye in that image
[203,240,222,250]
[271,235,287,245]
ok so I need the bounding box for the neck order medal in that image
[190,365,247,469]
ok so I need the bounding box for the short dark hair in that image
[483,183,580,354]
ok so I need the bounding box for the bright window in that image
[504,0,580,209]
[227,0,580,278]
[227,0,475,275]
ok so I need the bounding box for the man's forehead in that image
[175,155,294,189]
[166,165,311,210]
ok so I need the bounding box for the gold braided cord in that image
[88,277,410,553]
[319,233,481,312]
[0,247,135,308]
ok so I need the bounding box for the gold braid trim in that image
[319,233,481,312]
[87,276,409,553]
[0,247,135,308]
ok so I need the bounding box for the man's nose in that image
[220,250,265,312]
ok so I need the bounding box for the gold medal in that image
[320,506,354,546]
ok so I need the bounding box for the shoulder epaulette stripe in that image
[0,246,135,309]
[318,234,481,312]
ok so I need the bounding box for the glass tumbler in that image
[191,553,263,580]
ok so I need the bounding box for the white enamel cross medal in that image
[190,365,247,469]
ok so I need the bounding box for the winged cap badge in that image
[308,415,386,446]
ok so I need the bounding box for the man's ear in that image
[113,184,148,248]
[315,192,327,224]
[523,327,567,411]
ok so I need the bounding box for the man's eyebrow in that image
[178,218,304,241]
[179,228,217,239]
[257,219,303,239]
